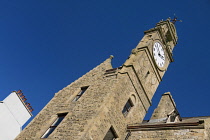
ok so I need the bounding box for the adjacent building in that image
[0,90,33,140]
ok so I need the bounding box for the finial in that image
[109,55,114,59]
[170,14,182,24]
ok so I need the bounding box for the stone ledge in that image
[127,120,204,131]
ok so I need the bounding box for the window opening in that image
[122,99,134,116]
[41,113,67,138]
[72,86,89,102]
[103,126,118,140]
[166,109,181,123]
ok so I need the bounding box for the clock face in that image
[153,42,165,67]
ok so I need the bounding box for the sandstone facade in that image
[128,93,210,140]
[15,19,210,140]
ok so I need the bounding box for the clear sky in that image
[0,0,210,128]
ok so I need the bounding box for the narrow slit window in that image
[41,113,67,138]
[122,99,134,116]
[103,126,118,140]
[72,86,89,102]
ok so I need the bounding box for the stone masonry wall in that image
[81,72,148,139]
[130,128,205,140]
[15,57,114,139]
[16,20,179,140]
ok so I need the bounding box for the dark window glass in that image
[169,115,176,122]
[122,99,133,116]
[103,126,118,140]
[53,116,65,126]
[41,113,67,138]
[72,86,88,102]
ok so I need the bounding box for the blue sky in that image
[0,0,210,127]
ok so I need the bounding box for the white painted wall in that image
[0,92,32,140]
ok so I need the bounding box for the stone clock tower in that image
[16,19,178,140]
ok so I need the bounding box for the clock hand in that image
[158,53,164,60]
[160,55,165,60]
[157,47,160,54]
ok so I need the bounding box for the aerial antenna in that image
[170,14,182,24]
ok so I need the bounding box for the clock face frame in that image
[153,42,165,68]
